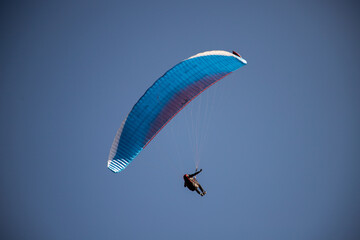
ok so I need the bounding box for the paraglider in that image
[183,169,206,196]
[108,50,247,173]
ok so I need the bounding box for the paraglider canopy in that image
[108,50,247,173]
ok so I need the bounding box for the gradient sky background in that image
[1,0,360,239]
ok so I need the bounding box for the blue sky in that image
[1,0,360,239]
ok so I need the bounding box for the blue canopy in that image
[108,50,247,173]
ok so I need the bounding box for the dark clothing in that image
[183,169,206,196]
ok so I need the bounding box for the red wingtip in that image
[232,51,242,58]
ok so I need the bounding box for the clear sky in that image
[1,0,360,239]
